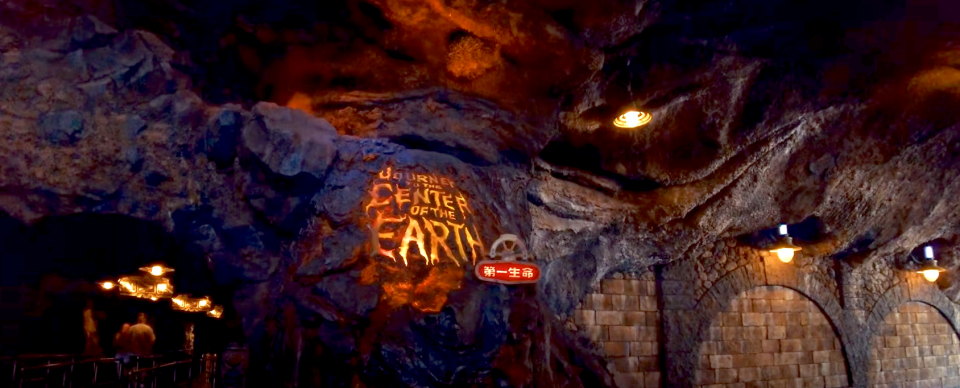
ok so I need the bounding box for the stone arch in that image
[692,265,848,354]
[866,278,960,338]
[693,285,850,387]
[663,261,853,387]
[865,279,960,387]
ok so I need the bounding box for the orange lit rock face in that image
[356,165,487,314]
[365,166,485,267]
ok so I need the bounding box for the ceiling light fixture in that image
[917,245,945,282]
[613,109,652,128]
[613,59,653,129]
[768,224,802,263]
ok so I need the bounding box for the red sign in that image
[474,260,540,284]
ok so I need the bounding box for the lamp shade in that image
[917,259,945,282]
[613,109,652,128]
[768,236,802,263]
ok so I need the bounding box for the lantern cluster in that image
[99,264,224,318]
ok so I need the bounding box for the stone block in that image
[823,374,847,387]
[885,336,902,348]
[786,325,805,339]
[644,371,660,388]
[802,376,825,388]
[574,310,595,326]
[717,368,739,384]
[732,354,756,368]
[645,281,656,296]
[799,364,818,378]
[609,326,639,341]
[767,378,802,388]
[632,341,658,357]
[906,346,920,358]
[624,280,643,295]
[905,356,922,369]
[762,365,782,380]
[613,357,639,372]
[753,353,776,367]
[614,372,644,388]
[646,312,660,327]
[780,339,803,352]
[584,294,604,310]
[623,295,640,311]
[762,339,780,353]
[604,342,628,357]
[743,327,768,340]
[638,326,657,341]
[739,367,760,382]
[775,352,801,366]
[597,311,625,326]
[639,296,658,312]
[771,300,791,312]
[743,340,762,354]
[610,295,627,311]
[625,311,646,326]
[586,325,607,342]
[721,341,744,355]
[637,356,658,372]
[696,370,716,385]
[598,294,617,311]
[711,354,734,369]
[602,279,625,294]
[769,326,787,340]
[708,326,723,341]
[743,313,765,326]
[752,299,771,313]
[813,350,832,364]
[780,364,799,379]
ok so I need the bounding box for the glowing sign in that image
[365,166,486,267]
[474,234,540,284]
[474,261,540,284]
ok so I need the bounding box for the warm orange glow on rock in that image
[411,266,464,313]
[285,92,314,115]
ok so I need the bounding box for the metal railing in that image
[6,351,210,388]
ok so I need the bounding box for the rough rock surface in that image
[1,0,960,387]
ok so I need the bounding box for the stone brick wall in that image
[695,286,848,388]
[868,302,960,387]
[574,271,661,388]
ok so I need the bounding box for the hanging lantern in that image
[206,306,224,319]
[917,246,946,282]
[172,295,215,313]
[139,264,174,277]
[767,224,802,263]
[116,275,174,300]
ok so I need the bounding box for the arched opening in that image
[695,286,849,387]
[867,301,960,387]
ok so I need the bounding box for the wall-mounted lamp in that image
[613,109,653,128]
[768,224,802,263]
[917,245,945,282]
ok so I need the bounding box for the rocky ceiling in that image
[3,0,960,385]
